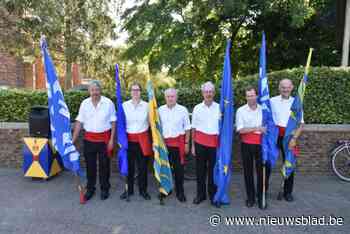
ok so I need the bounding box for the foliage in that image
[1,67,350,124]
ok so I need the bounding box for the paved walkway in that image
[0,168,349,234]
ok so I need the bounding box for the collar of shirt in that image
[123,99,149,134]
[192,101,220,135]
[158,103,191,138]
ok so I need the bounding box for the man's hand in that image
[191,144,196,156]
[288,138,297,150]
[107,139,114,152]
[185,143,190,155]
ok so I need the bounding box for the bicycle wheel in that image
[331,144,350,182]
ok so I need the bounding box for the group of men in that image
[72,78,303,210]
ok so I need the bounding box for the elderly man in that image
[72,80,116,201]
[158,88,191,202]
[270,79,304,202]
[120,83,152,201]
[236,86,266,209]
[191,81,221,205]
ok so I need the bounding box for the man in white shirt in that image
[158,88,191,202]
[270,79,304,202]
[72,80,116,201]
[120,83,152,201]
[191,81,220,205]
[236,86,266,209]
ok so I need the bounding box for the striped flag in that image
[146,79,173,195]
[282,48,313,178]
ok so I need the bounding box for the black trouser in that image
[84,140,111,192]
[265,136,294,195]
[167,146,184,196]
[195,143,217,200]
[241,143,269,203]
[127,142,149,194]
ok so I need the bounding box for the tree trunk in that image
[341,0,350,67]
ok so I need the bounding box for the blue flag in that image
[40,38,80,173]
[213,40,234,204]
[282,48,313,178]
[258,32,279,167]
[115,64,128,176]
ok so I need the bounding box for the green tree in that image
[0,0,118,89]
[121,0,317,83]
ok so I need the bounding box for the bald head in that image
[279,79,294,99]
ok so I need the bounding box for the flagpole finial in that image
[40,35,47,51]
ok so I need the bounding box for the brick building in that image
[0,52,82,90]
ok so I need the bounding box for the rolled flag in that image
[146,79,173,195]
[115,64,128,176]
[40,37,80,174]
[282,48,313,178]
[213,40,234,205]
[258,32,279,167]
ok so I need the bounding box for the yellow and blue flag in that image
[40,38,80,174]
[258,32,279,167]
[282,48,313,178]
[147,79,173,195]
[213,40,234,204]
[115,64,128,176]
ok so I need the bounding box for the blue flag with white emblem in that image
[258,32,279,167]
[213,40,234,204]
[115,64,128,176]
[40,38,80,173]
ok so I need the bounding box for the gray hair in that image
[201,81,215,92]
[164,87,177,96]
[89,80,102,90]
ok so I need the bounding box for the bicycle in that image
[330,140,350,182]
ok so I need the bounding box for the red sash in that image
[240,132,261,145]
[127,130,153,156]
[84,130,113,157]
[164,135,186,165]
[194,130,218,148]
[277,126,299,157]
[278,126,286,137]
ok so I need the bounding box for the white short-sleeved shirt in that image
[270,95,304,127]
[123,99,149,134]
[158,104,191,138]
[191,101,220,135]
[236,104,263,133]
[76,96,116,133]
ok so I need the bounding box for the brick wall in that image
[0,123,349,175]
[0,52,25,88]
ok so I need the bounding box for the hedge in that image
[0,66,349,124]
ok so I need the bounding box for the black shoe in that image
[245,200,255,208]
[140,191,151,200]
[177,194,186,203]
[193,196,206,205]
[84,190,95,201]
[120,191,134,200]
[284,194,294,202]
[100,191,109,200]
